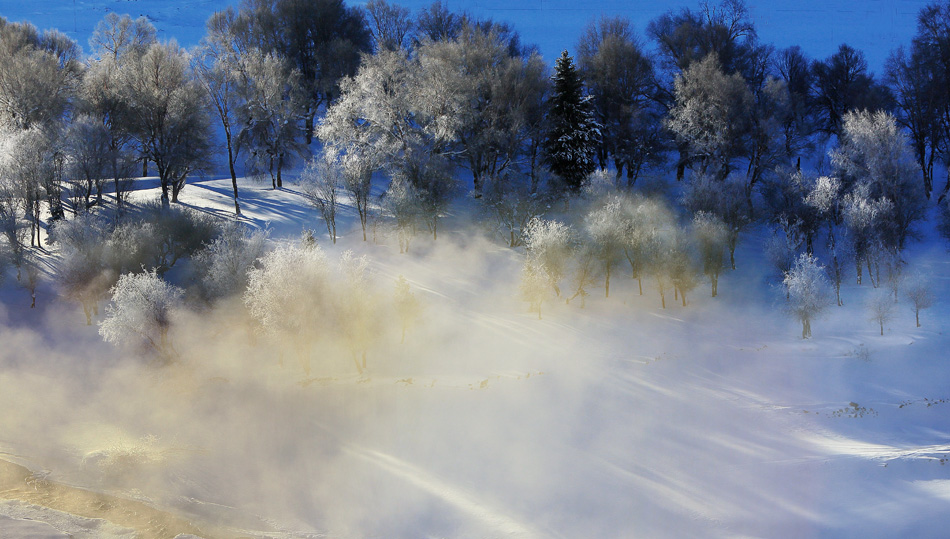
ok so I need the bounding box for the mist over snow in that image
[2,0,950,537]
[0,175,949,537]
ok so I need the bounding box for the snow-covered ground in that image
[0,174,949,537]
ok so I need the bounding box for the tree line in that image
[1,0,950,353]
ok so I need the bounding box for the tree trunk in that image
[916,310,920,328]
[226,129,241,216]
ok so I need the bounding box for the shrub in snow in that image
[903,273,934,328]
[52,213,116,324]
[191,221,268,301]
[99,270,183,360]
[244,242,332,374]
[582,168,616,199]
[783,253,833,339]
[141,203,222,275]
[866,289,896,336]
[105,203,222,276]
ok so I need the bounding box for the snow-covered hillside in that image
[2,1,950,537]
[0,175,949,537]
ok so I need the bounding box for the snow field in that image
[0,173,949,536]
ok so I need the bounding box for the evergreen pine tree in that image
[544,50,600,194]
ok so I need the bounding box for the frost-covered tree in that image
[567,245,597,307]
[806,175,846,305]
[318,49,457,235]
[647,222,685,309]
[577,16,656,181]
[783,252,833,339]
[543,50,600,195]
[366,0,414,52]
[523,217,573,298]
[764,217,803,285]
[761,168,821,253]
[866,289,896,336]
[0,167,29,278]
[64,115,112,211]
[300,156,341,244]
[479,175,545,248]
[233,0,371,142]
[417,27,548,194]
[0,21,79,130]
[666,53,753,180]
[832,110,925,251]
[77,57,141,210]
[693,211,728,297]
[236,49,308,189]
[904,272,934,328]
[682,172,751,269]
[99,270,183,359]
[192,221,268,301]
[121,41,214,206]
[89,13,156,61]
[811,44,893,138]
[0,127,61,245]
[194,8,246,215]
[335,250,380,373]
[620,196,675,296]
[585,197,628,298]
[842,184,892,286]
[382,177,419,254]
[668,230,699,307]
[521,261,551,319]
